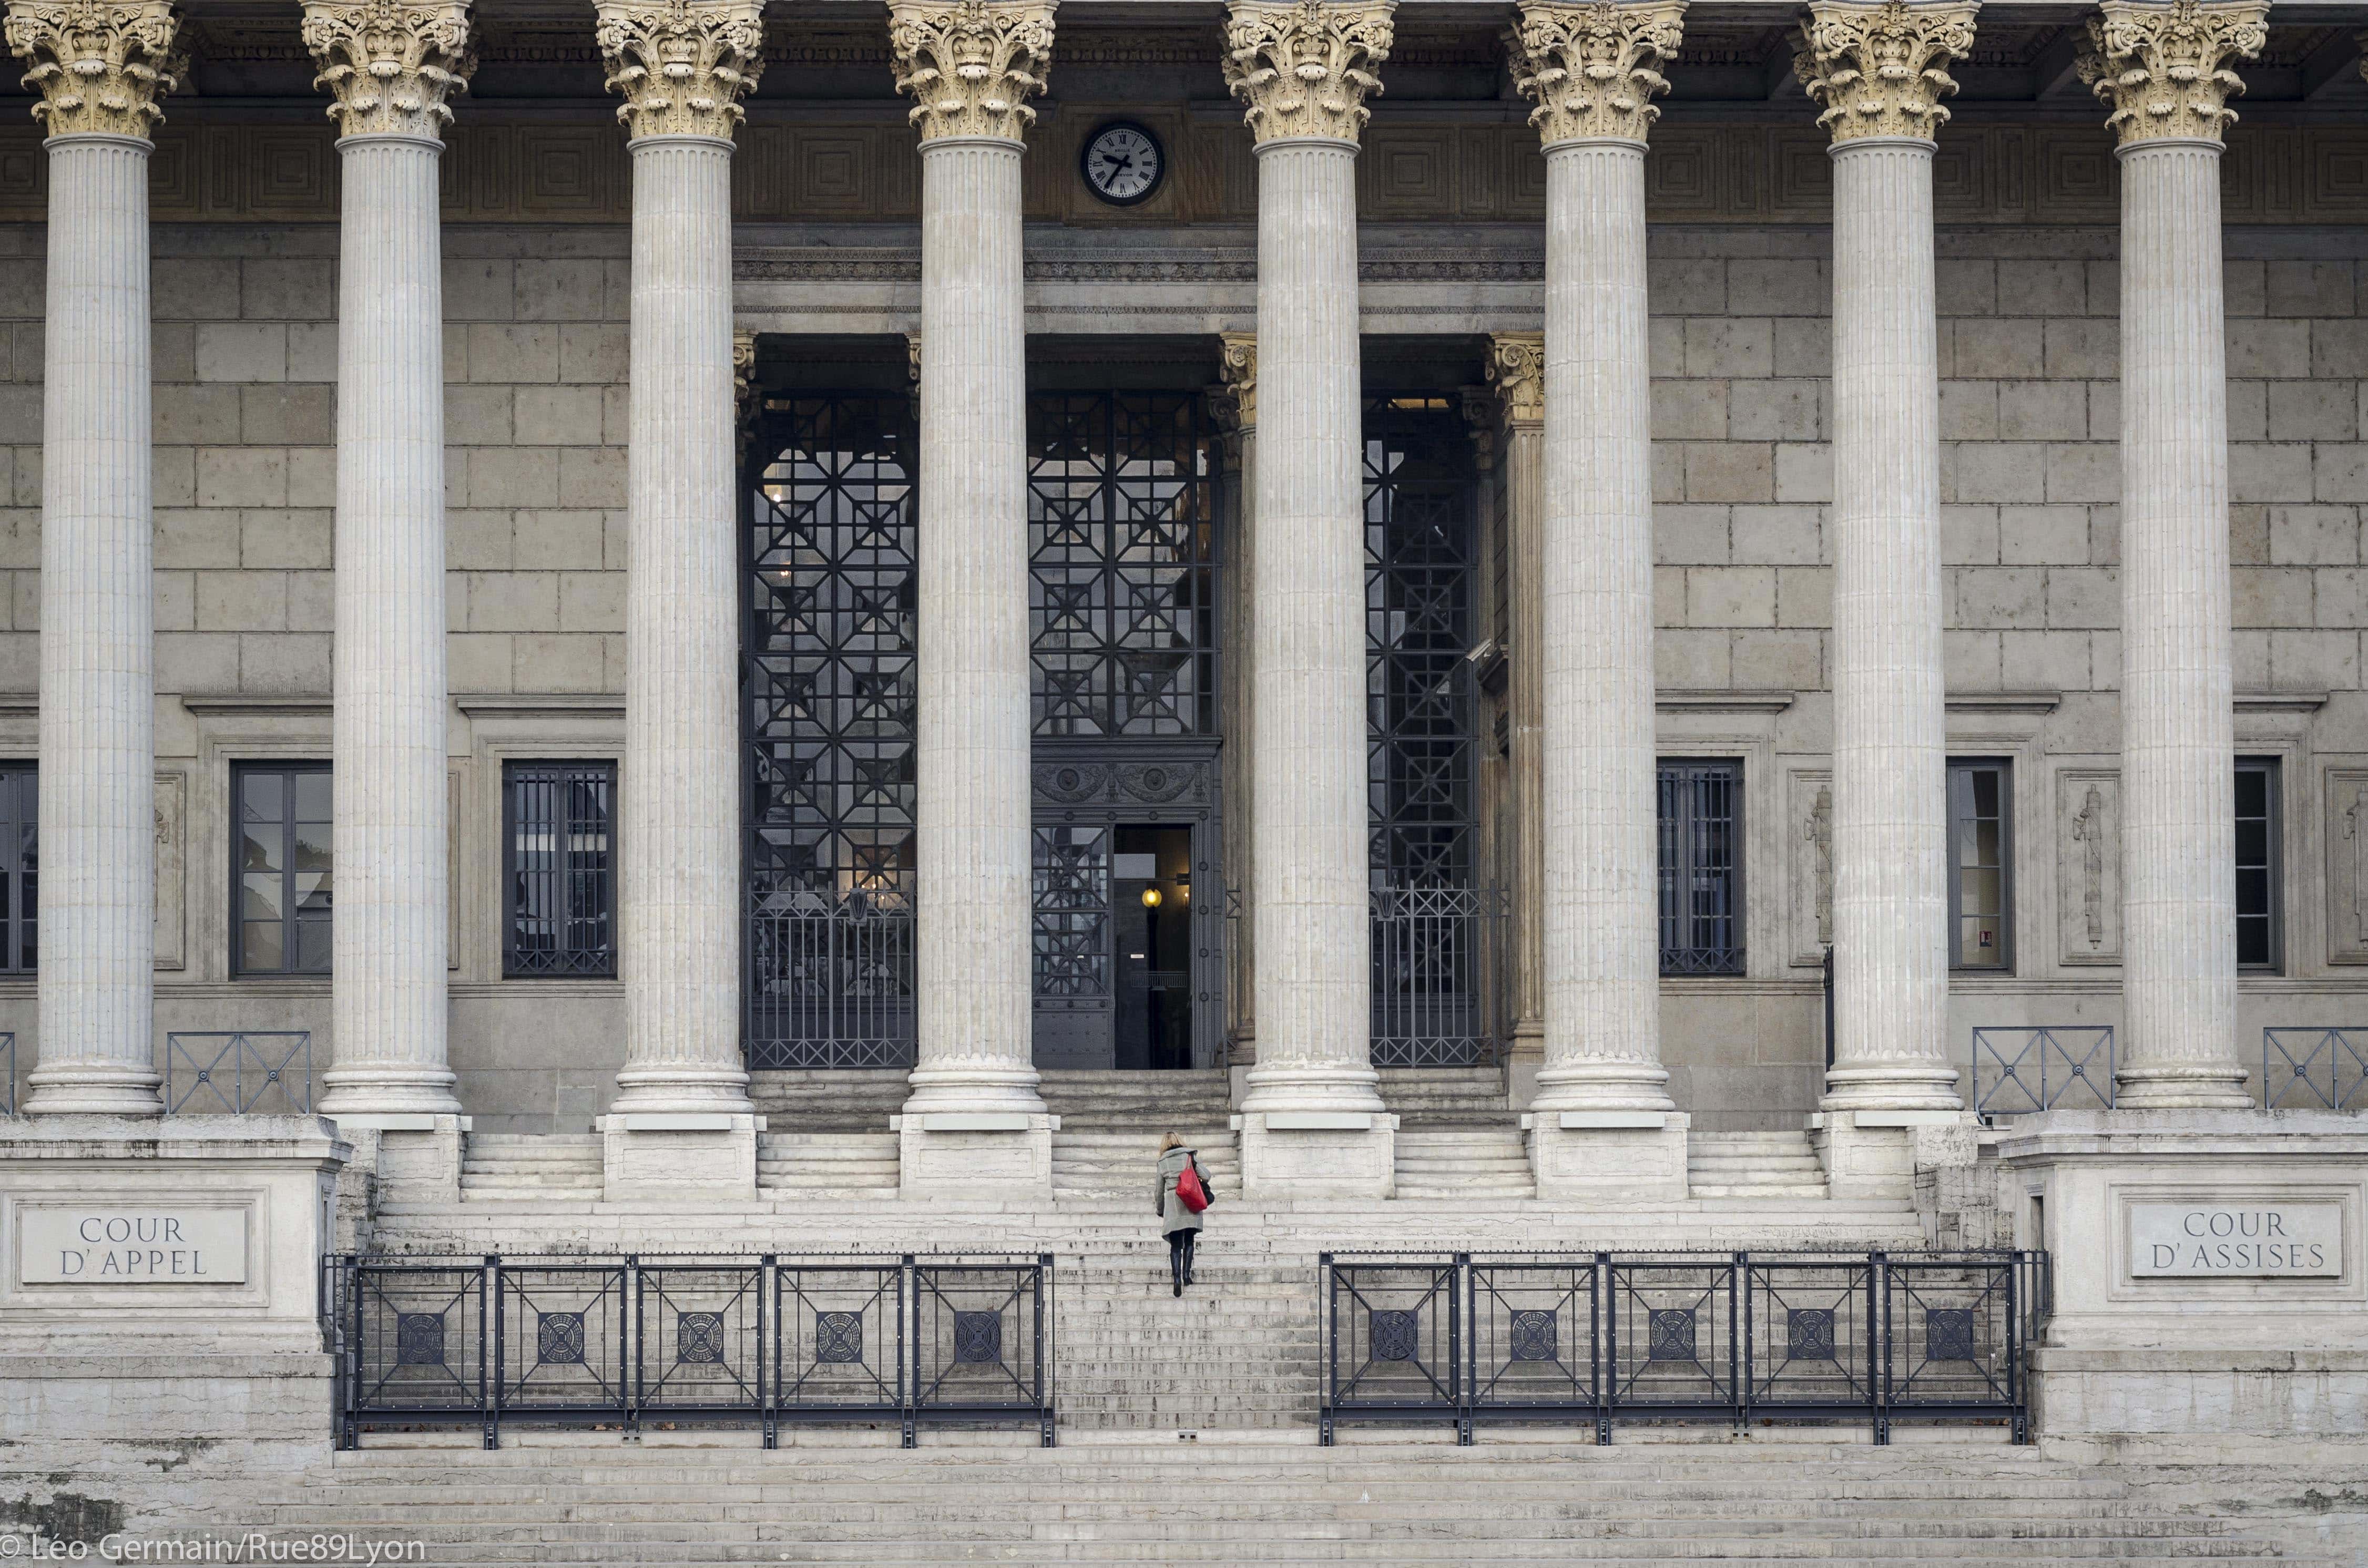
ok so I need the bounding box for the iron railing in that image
[1370,884,1506,1068]
[322,1252,1055,1450]
[1321,1251,2043,1446]
[746,887,917,1069]
[1972,1027,2115,1116]
[164,1031,313,1114]
[0,1032,14,1116]
[2262,1028,2368,1111]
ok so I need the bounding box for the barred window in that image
[0,764,33,973]
[504,761,616,978]
[2236,757,2281,973]
[1658,760,1743,976]
[1948,759,2011,971]
[234,762,331,978]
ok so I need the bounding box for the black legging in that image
[1166,1228,1197,1289]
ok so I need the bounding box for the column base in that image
[318,1064,464,1119]
[1819,1060,1964,1114]
[1524,1110,1689,1201]
[1998,1110,2368,1442]
[2114,1065,2256,1111]
[893,1111,1056,1195]
[598,1112,760,1200]
[1808,1108,1973,1201]
[1237,1110,1397,1200]
[22,1062,164,1118]
[325,1112,467,1208]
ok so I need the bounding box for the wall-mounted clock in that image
[1080,121,1165,207]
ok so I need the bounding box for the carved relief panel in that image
[1787,767,1832,968]
[155,772,186,971]
[2055,767,2120,966]
[2326,767,2368,965]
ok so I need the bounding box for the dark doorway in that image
[1111,825,1193,1071]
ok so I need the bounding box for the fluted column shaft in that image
[1501,404,1544,1055]
[1241,138,1382,1113]
[906,136,1044,1112]
[1823,138,1957,1110]
[25,135,159,1115]
[1534,139,1669,1110]
[613,135,749,1112]
[2115,139,2248,1107]
[319,135,459,1115]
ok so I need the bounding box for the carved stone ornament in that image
[4,0,182,139]
[301,0,473,141]
[594,0,763,141]
[1792,0,1976,145]
[886,0,1056,145]
[1506,1,1685,147]
[1213,331,1257,428]
[1222,0,1395,146]
[1486,332,1545,425]
[732,327,758,445]
[2077,0,2265,149]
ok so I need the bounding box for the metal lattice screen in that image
[1658,760,1743,976]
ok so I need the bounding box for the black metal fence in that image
[1971,1026,2115,1115]
[745,887,917,1069]
[1370,884,1506,1068]
[164,1030,313,1114]
[2263,1027,2368,1111]
[1321,1251,2045,1446]
[323,1253,1055,1449]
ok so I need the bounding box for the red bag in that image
[1174,1156,1210,1214]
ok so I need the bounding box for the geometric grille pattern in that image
[1924,1307,1976,1364]
[677,1311,726,1365]
[1027,391,1217,737]
[953,1310,1003,1364]
[535,1311,586,1366]
[1658,760,1743,975]
[1363,398,1477,887]
[814,1310,864,1364]
[1371,1308,1421,1362]
[1032,825,1110,1000]
[1786,1306,1835,1362]
[395,1311,446,1367]
[1509,1308,1557,1363]
[1647,1307,1697,1362]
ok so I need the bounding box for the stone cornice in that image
[4,0,182,139]
[301,0,473,141]
[1794,0,1977,146]
[1485,332,1545,425]
[1506,1,1685,148]
[594,0,762,141]
[1222,0,1394,147]
[887,0,1056,145]
[2078,0,2265,149]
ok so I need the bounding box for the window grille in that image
[1658,760,1743,975]
[1027,391,1218,737]
[504,761,616,978]
[0,764,33,974]
[2236,756,2281,972]
[234,762,331,977]
[1947,760,2011,971]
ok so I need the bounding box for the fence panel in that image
[1971,1026,2114,1115]
[1320,1256,1462,1441]
[164,1031,313,1114]
[1467,1258,1599,1434]
[2262,1028,2368,1111]
[1743,1255,1875,1419]
[910,1255,1056,1447]
[495,1260,628,1423]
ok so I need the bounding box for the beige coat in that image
[1154,1145,1207,1233]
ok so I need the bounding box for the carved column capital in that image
[887,0,1056,145]
[1486,332,1545,426]
[1221,0,1394,146]
[1213,331,1257,428]
[1793,0,1976,146]
[594,0,763,141]
[301,0,473,141]
[732,327,759,444]
[1506,1,1685,147]
[2078,0,2265,149]
[4,0,181,139]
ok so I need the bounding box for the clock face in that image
[1081,122,1163,207]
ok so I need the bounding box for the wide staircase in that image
[751,1069,909,1195]
[460,1133,604,1203]
[1686,1129,1831,1199]
[202,1438,2361,1565]
[1040,1071,1241,1203]
[1383,1068,1535,1201]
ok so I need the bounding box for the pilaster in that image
[1481,333,1545,1095]
[1225,1,1395,1198]
[1211,332,1259,1081]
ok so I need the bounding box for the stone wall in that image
[0,204,2361,1133]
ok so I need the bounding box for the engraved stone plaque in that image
[2128,1201,2344,1278]
[19,1206,249,1284]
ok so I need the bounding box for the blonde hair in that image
[1159,1131,1185,1153]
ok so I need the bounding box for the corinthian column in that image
[596,3,761,1184]
[1508,1,1690,1197]
[7,0,178,1116]
[2080,0,2265,1109]
[1223,0,1396,1197]
[888,0,1058,1190]
[306,0,472,1123]
[1795,3,1972,1147]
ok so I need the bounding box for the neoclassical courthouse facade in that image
[4,0,2368,1518]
